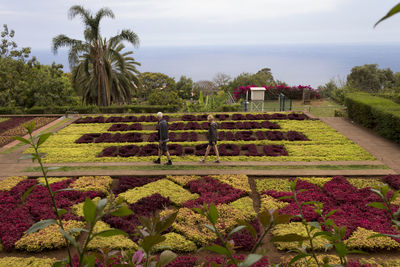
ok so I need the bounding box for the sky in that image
[2,0,400,49]
[1,0,400,86]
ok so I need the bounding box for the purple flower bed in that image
[107,123,142,131]
[103,193,171,238]
[170,122,185,130]
[265,131,286,141]
[261,121,280,129]
[264,176,400,239]
[0,179,103,251]
[0,117,33,135]
[75,116,158,124]
[114,176,163,195]
[382,175,400,190]
[286,131,309,141]
[288,113,306,120]
[183,177,247,208]
[263,145,288,156]
[241,144,263,156]
[215,219,261,251]
[218,144,241,156]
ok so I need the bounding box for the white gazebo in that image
[249,87,266,111]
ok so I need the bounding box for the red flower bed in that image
[383,175,400,190]
[114,176,163,195]
[183,177,247,208]
[0,117,33,134]
[103,193,171,237]
[166,256,197,267]
[263,177,400,239]
[263,145,288,156]
[0,179,103,251]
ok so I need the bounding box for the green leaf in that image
[82,255,96,267]
[156,211,178,234]
[155,250,177,267]
[83,197,97,224]
[110,205,133,217]
[59,228,78,248]
[326,209,338,218]
[367,202,387,210]
[334,242,347,258]
[141,235,166,253]
[69,228,88,234]
[278,195,292,200]
[390,191,399,203]
[96,198,108,215]
[25,121,35,134]
[192,208,203,215]
[18,154,36,161]
[271,234,309,242]
[258,210,271,227]
[52,259,67,267]
[237,219,257,239]
[21,185,36,204]
[227,225,246,238]
[13,136,31,144]
[204,224,216,232]
[375,3,400,27]
[289,254,311,265]
[26,219,57,234]
[208,203,219,225]
[300,201,317,207]
[308,221,321,229]
[56,208,68,217]
[239,254,263,267]
[94,229,128,238]
[274,214,292,225]
[37,132,52,147]
[203,245,230,255]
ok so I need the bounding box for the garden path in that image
[320,117,400,174]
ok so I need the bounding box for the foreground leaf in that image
[26,219,57,234]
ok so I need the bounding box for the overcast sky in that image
[1,0,400,50]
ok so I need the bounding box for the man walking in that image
[153,112,172,165]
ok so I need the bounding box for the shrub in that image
[345,93,400,144]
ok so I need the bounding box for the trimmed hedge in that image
[0,105,180,115]
[345,92,400,144]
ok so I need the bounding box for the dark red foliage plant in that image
[263,145,288,156]
[382,175,400,190]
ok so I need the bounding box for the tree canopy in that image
[53,5,141,106]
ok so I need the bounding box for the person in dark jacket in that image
[153,112,172,165]
[200,114,220,163]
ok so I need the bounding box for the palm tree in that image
[52,5,140,106]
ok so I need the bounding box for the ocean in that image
[32,43,400,88]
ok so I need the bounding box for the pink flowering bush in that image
[233,84,319,101]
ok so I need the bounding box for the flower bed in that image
[257,176,400,251]
[0,175,399,262]
[27,112,374,163]
[0,117,57,147]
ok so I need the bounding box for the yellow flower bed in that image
[28,117,375,163]
[119,179,198,205]
[87,221,137,250]
[345,227,400,250]
[154,232,197,252]
[71,197,112,217]
[228,197,256,219]
[211,174,251,193]
[0,176,27,191]
[347,178,386,189]
[0,118,9,123]
[0,257,56,267]
[167,175,202,186]
[271,222,328,251]
[37,177,70,185]
[15,220,85,252]
[358,258,400,267]
[260,194,289,212]
[298,177,332,188]
[71,176,113,194]
[255,178,291,193]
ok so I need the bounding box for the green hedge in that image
[0,105,180,115]
[345,92,400,144]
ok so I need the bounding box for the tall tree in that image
[52,5,140,106]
